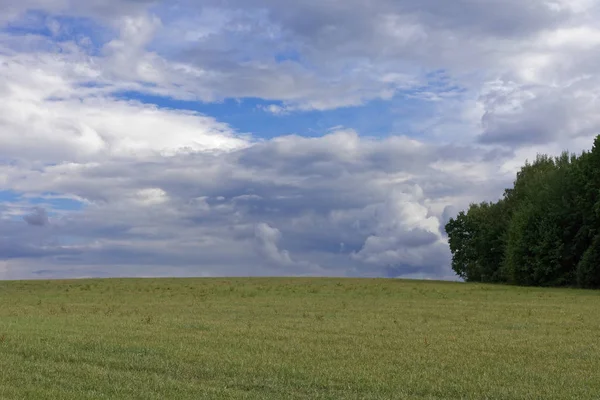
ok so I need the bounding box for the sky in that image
[1,0,599,280]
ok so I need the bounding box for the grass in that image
[0,278,599,399]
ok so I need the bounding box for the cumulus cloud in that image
[254,222,320,272]
[254,223,293,265]
[0,121,513,279]
[0,51,247,163]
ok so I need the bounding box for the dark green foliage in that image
[445,136,600,288]
[446,200,509,283]
[577,234,600,288]
[445,211,476,281]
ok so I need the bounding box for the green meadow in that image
[0,278,599,399]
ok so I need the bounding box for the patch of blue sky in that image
[274,49,302,64]
[112,90,396,138]
[0,190,85,212]
[27,195,85,212]
[111,89,459,140]
[2,10,111,54]
[0,190,21,203]
[0,191,78,223]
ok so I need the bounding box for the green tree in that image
[577,234,600,288]
[445,201,508,283]
[445,210,479,281]
[446,135,600,288]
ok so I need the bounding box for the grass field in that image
[1,278,599,399]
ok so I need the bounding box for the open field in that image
[0,278,599,399]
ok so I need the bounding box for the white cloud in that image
[261,104,289,115]
[351,186,449,270]
[254,222,317,270]
[134,188,169,206]
[0,51,247,163]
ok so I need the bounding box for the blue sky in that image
[111,66,467,140]
[0,190,84,218]
[112,91,447,140]
[0,0,598,279]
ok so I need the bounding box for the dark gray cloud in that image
[398,0,570,37]
[0,217,79,262]
[23,207,49,226]
[0,128,517,279]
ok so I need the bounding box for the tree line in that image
[445,136,600,288]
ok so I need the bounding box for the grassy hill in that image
[0,278,599,399]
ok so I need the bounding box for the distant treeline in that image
[445,136,600,288]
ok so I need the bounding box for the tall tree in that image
[446,135,600,289]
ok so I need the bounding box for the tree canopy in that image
[445,136,600,288]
